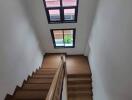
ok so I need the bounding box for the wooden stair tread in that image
[68,80,91,84]
[69,95,92,100]
[68,84,92,88]
[27,78,52,84]
[36,70,56,73]
[32,74,54,78]
[68,91,92,96]
[68,74,91,78]
[13,90,47,99]
[40,68,57,70]
[35,71,55,75]
[68,88,92,91]
[68,77,91,81]
[22,84,50,90]
[38,69,57,71]
[68,84,92,91]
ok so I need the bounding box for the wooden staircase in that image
[5,68,57,100]
[66,55,93,100]
[67,74,92,100]
[5,54,93,100]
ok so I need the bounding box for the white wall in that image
[0,0,43,99]
[87,0,132,100]
[26,0,98,55]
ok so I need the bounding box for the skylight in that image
[43,0,79,23]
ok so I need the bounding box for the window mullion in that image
[63,30,65,47]
[75,6,78,22]
[60,0,64,22]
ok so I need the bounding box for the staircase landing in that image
[42,53,64,68]
[66,55,91,75]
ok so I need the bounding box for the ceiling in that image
[25,0,98,54]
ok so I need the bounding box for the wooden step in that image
[26,78,52,84]
[13,90,47,100]
[68,74,91,78]
[22,83,50,91]
[68,78,91,85]
[36,70,56,74]
[33,72,55,75]
[39,68,57,71]
[68,84,92,91]
[69,95,92,100]
[35,71,55,75]
[32,74,54,79]
[68,77,91,81]
[39,68,57,70]
[68,91,93,97]
[37,69,56,72]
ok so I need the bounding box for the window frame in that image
[43,0,79,24]
[51,28,76,48]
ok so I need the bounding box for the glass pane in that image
[53,30,64,46]
[49,9,60,21]
[64,9,75,20]
[45,0,60,7]
[64,30,73,47]
[62,0,77,7]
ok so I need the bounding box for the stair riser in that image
[14,90,47,99]
[26,79,52,84]
[32,74,54,78]
[68,80,91,85]
[35,72,55,75]
[22,86,50,91]
[68,75,92,78]
[39,68,57,70]
[37,69,56,71]
[27,81,52,84]
[68,87,92,91]
[31,77,53,79]
[68,92,93,97]
[36,70,56,73]
[18,87,49,91]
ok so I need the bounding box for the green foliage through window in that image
[64,34,73,44]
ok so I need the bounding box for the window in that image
[43,0,79,23]
[51,29,75,48]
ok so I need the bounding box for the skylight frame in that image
[51,28,76,48]
[43,0,79,24]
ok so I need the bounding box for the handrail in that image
[45,55,65,100]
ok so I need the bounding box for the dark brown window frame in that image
[43,0,79,24]
[51,28,76,48]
